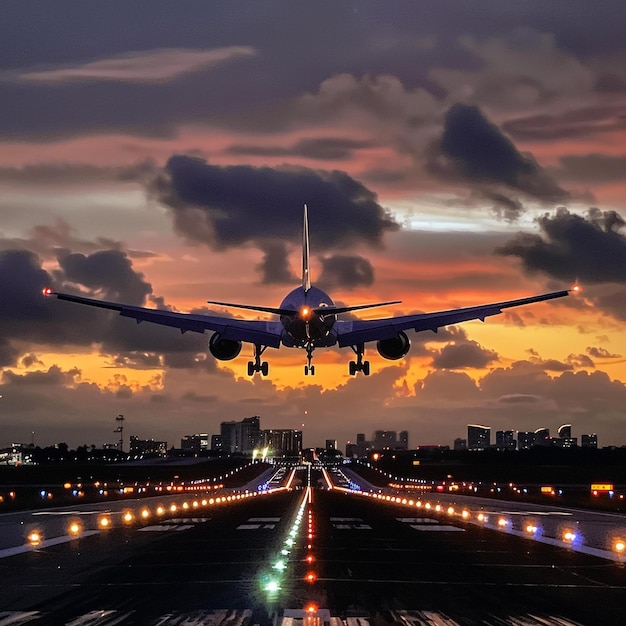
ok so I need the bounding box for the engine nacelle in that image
[208,333,242,361]
[376,331,410,360]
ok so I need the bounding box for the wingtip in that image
[42,287,54,297]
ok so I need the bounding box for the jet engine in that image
[376,331,410,360]
[209,333,242,361]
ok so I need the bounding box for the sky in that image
[3,1,626,450]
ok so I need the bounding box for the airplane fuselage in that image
[279,286,337,348]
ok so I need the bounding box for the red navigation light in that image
[42,287,53,296]
[305,604,318,614]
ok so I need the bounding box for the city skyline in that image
[3,3,626,449]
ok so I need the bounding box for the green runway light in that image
[273,559,286,571]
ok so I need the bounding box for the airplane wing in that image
[334,290,570,347]
[44,291,284,348]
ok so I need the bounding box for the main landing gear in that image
[304,343,315,376]
[349,343,370,376]
[248,344,269,376]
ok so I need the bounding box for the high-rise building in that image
[453,438,467,451]
[220,416,261,454]
[260,429,303,457]
[181,433,209,454]
[495,430,516,450]
[211,434,223,452]
[581,433,598,449]
[534,427,551,446]
[325,439,337,450]
[467,425,490,450]
[373,430,397,449]
[399,431,409,450]
[517,431,535,450]
[130,436,167,457]
[558,424,572,439]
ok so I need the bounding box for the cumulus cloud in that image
[497,207,626,283]
[16,47,256,84]
[151,155,399,252]
[427,104,569,210]
[431,339,499,370]
[587,346,622,359]
[317,255,374,291]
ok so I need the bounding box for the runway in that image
[2,478,626,625]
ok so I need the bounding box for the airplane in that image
[44,205,571,377]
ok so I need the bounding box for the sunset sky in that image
[3,1,626,450]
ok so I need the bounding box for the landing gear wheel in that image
[305,343,316,376]
[348,344,370,376]
[248,344,269,376]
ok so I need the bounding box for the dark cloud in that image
[0,247,217,372]
[427,104,569,205]
[497,207,626,283]
[2,365,80,386]
[317,255,374,291]
[431,340,499,370]
[257,241,297,285]
[587,346,622,359]
[150,155,399,251]
[56,249,152,305]
[497,393,540,404]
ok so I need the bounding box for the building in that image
[211,434,224,452]
[534,428,551,446]
[260,429,303,457]
[220,416,261,454]
[453,438,467,451]
[558,424,572,439]
[399,431,409,450]
[180,433,209,454]
[372,430,397,450]
[129,436,167,457]
[581,433,598,449]
[325,439,337,451]
[517,431,535,450]
[495,430,516,451]
[467,425,490,451]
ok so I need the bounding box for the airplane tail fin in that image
[302,204,311,292]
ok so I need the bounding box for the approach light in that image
[69,522,81,535]
[264,579,280,593]
[28,531,42,546]
[123,511,134,524]
[615,540,626,553]
[498,518,508,528]
[99,516,111,529]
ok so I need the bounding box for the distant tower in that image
[114,414,125,452]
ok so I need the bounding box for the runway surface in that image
[2,482,626,625]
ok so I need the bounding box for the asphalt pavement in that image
[2,483,626,625]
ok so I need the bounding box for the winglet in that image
[302,204,311,293]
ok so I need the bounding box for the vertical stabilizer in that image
[302,204,311,292]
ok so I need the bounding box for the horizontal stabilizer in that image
[315,300,401,316]
[207,300,297,316]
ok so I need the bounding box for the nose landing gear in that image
[304,343,315,376]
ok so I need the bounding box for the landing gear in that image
[349,344,370,376]
[247,344,269,376]
[304,343,315,376]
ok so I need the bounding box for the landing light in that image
[615,540,625,553]
[28,531,42,546]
